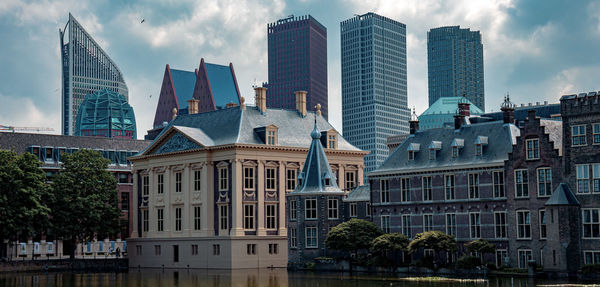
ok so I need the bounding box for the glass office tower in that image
[427,26,484,111]
[341,13,410,174]
[60,13,129,135]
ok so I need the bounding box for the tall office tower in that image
[427,26,484,111]
[60,13,129,135]
[341,13,410,174]
[266,15,328,119]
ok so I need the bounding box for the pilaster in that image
[278,161,287,236]
[257,160,266,236]
[230,158,244,236]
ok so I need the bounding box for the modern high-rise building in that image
[266,15,328,119]
[60,13,129,135]
[341,12,410,174]
[427,26,484,111]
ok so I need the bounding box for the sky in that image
[0,0,599,139]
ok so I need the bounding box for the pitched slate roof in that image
[139,106,362,155]
[170,69,197,109]
[344,185,370,202]
[204,63,240,108]
[288,120,344,195]
[370,121,520,175]
[545,183,580,206]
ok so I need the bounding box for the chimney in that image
[454,114,465,130]
[458,96,470,117]
[500,94,515,124]
[187,99,199,114]
[254,87,267,113]
[225,102,238,108]
[409,107,419,134]
[295,90,307,117]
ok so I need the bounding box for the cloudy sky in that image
[0,0,599,138]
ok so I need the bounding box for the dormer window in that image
[407,143,420,161]
[452,146,459,158]
[328,134,336,149]
[323,173,332,186]
[255,124,279,146]
[475,144,483,156]
[267,130,277,145]
[429,149,436,160]
[428,141,441,161]
[451,138,464,158]
[408,150,415,161]
[321,129,338,149]
[474,136,488,156]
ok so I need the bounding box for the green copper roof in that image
[420,97,484,116]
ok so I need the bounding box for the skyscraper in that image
[266,15,328,118]
[341,13,410,174]
[427,26,484,111]
[60,13,129,135]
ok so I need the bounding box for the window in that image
[154,245,161,256]
[366,203,371,216]
[289,199,297,220]
[263,167,276,191]
[515,169,529,198]
[244,204,255,230]
[289,227,297,248]
[213,244,220,255]
[572,125,586,146]
[493,171,505,197]
[350,203,357,217]
[380,215,391,233]
[470,213,481,239]
[577,164,590,193]
[191,244,198,256]
[194,206,201,231]
[517,210,531,239]
[305,199,317,219]
[452,146,459,158]
[518,249,533,269]
[402,215,411,238]
[269,243,279,254]
[422,176,432,201]
[345,171,356,190]
[219,167,228,191]
[594,123,600,144]
[142,176,149,196]
[121,193,129,210]
[539,210,547,239]
[584,251,600,265]
[423,214,433,232]
[306,227,318,248]
[594,164,600,193]
[194,170,201,191]
[157,174,164,194]
[446,214,456,237]
[468,173,479,199]
[219,205,228,230]
[401,178,410,202]
[244,167,255,190]
[286,169,297,191]
[267,130,277,145]
[475,144,483,156]
[174,207,182,231]
[445,175,455,200]
[494,212,507,238]
[328,198,338,219]
[496,250,508,268]
[118,173,130,184]
[328,134,336,149]
[429,149,436,160]
[157,208,164,232]
[142,209,149,232]
[537,168,552,197]
[266,204,277,229]
[408,150,415,161]
[424,249,435,258]
[246,244,256,255]
[583,209,600,238]
[526,139,540,159]
[174,172,182,192]
[380,179,390,203]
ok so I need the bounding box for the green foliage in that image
[581,264,600,274]
[456,255,481,269]
[407,231,457,254]
[49,149,121,255]
[465,239,496,255]
[370,233,409,254]
[325,218,382,253]
[0,150,49,241]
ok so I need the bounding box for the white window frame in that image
[423,214,433,232]
[305,226,318,248]
[537,168,552,197]
[219,205,228,231]
[422,176,432,201]
[577,164,591,194]
[468,173,479,199]
[381,215,391,233]
[526,138,540,160]
[289,227,297,248]
[401,215,411,238]
[445,174,455,200]
[380,179,390,203]
[289,199,297,220]
[593,123,600,144]
[142,209,149,232]
[408,150,415,161]
[401,178,410,202]
[515,169,529,198]
[157,173,164,194]
[266,204,277,230]
[572,124,587,146]
[469,212,481,239]
[494,211,507,239]
[157,208,164,232]
[266,167,276,191]
[539,209,547,239]
[175,172,182,193]
[328,134,337,149]
[286,169,297,191]
[305,198,317,220]
[475,144,483,156]
[218,167,228,191]
[518,249,533,269]
[583,250,600,264]
[142,176,149,196]
[446,213,456,237]
[328,198,339,219]
[193,170,201,191]
[193,206,201,231]
[243,166,255,190]
[594,164,600,193]
[493,171,505,198]
[583,208,600,239]
[496,249,508,268]
[243,204,255,230]
[345,171,356,190]
[349,202,357,217]
[267,130,277,145]
[516,210,531,239]
[174,207,182,231]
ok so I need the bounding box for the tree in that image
[408,231,457,263]
[325,218,382,256]
[465,239,496,264]
[49,149,121,258]
[371,233,409,265]
[0,150,49,242]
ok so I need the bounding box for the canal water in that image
[0,269,594,287]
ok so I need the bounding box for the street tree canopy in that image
[325,218,382,253]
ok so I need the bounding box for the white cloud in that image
[0,93,60,132]
[589,1,600,34]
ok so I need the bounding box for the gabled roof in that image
[170,69,197,109]
[344,185,370,202]
[545,183,580,206]
[420,97,484,116]
[204,63,240,108]
[540,119,563,156]
[370,121,519,175]
[288,120,344,195]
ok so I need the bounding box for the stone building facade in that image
[128,89,366,269]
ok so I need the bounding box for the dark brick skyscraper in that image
[266,15,328,119]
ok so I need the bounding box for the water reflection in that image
[0,269,588,287]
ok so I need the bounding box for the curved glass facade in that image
[60,13,129,135]
[75,89,136,139]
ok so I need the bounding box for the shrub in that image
[456,255,481,270]
[581,264,600,274]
